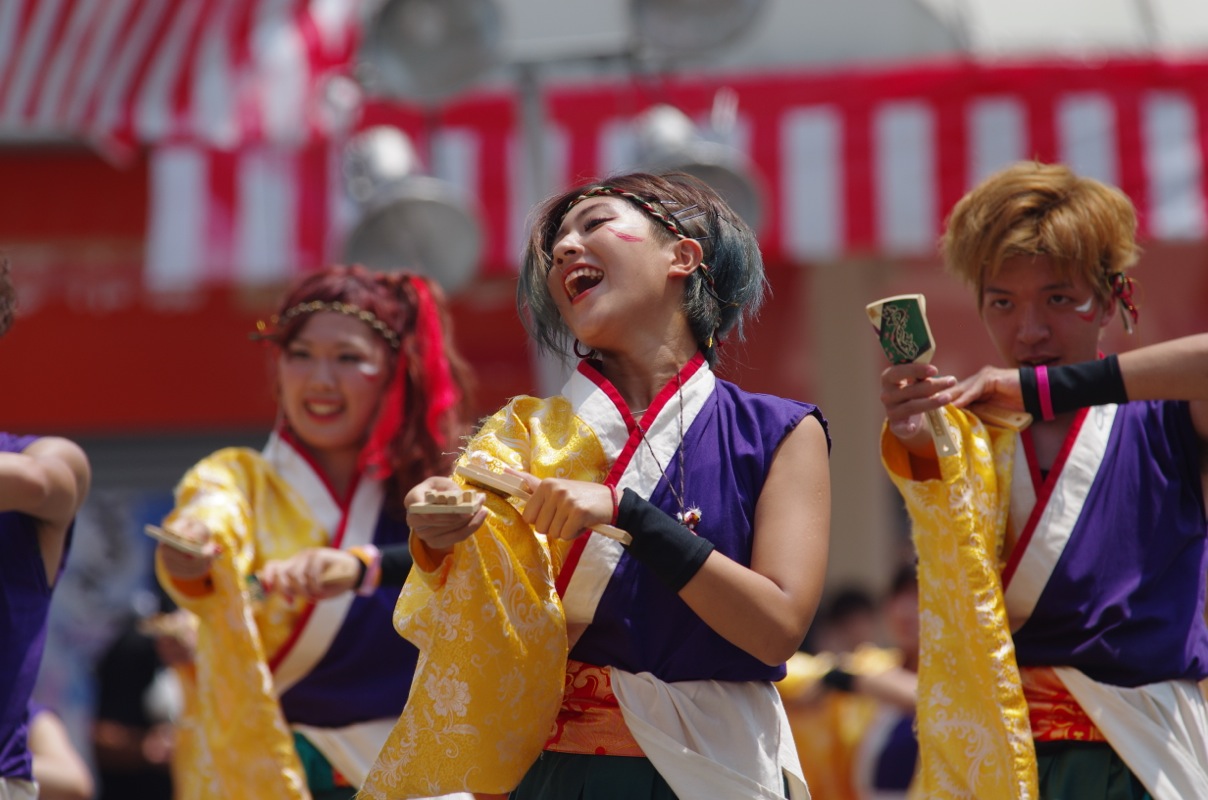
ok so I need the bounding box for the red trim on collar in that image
[268,430,365,672]
[554,353,706,599]
[277,426,359,511]
[1001,407,1089,589]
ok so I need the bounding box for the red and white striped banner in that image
[0,0,363,148]
[144,59,1208,292]
[5,5,1208,292]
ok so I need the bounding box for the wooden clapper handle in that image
[454,461,633,545]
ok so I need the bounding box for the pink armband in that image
[1036,365,1055,421]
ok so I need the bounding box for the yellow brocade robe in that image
[157,447,339,800]
[361,396,593,799]
[880,408,1039,800]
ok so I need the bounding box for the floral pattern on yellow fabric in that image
[361,396,610,798]
[156,448,324,800]
[882,408,1039,800]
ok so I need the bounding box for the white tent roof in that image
[493,0,1208,78]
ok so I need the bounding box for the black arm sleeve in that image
[378,543,414,587]
[617,489,714,593]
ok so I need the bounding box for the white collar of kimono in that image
[261,431,384,694]
[558,356,715,626]
[1002,404,1118,631]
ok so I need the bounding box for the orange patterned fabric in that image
[544,660,644,757]
[1020,666,1106,743]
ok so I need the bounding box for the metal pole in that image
[516,60,572,395]
[517,61,549,204]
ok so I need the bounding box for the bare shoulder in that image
[24,436,92,516]
[25,437,91,486]
[775,412,830,463]
[762,413,831,503]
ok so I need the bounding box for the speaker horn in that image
[341,126,483,295]
[632,103,765,230]
[357,0,503,104]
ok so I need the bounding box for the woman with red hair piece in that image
[154,264,475,800]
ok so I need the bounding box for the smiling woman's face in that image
[276,311,391,458]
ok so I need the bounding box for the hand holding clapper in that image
[866,294,958,457]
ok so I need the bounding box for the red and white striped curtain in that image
[0,0,363,147]
[4,2,1208,291]
[146,59,1208,291]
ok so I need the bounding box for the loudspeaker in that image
[341,126,483,294]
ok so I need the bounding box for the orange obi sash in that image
[544,660,645,757]
[1020,666,1107,743]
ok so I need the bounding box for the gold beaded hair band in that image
[252,300,401,350]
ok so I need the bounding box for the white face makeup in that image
[357,360,384,378]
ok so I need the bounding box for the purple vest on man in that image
[572,379,827,683]
[0,433,54,781]
[1013,400,1208,687]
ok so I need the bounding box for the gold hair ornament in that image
[252,300,401,350]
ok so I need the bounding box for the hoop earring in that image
[573,339,594,359]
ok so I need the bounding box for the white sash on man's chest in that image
[1002,405,1117,629]
[261,433,383,696]
[558,363,715,627]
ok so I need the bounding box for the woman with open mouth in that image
[362,171,832,800]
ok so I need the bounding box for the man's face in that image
[980,255,1113,368]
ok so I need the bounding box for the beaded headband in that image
[254,300,401,350]
[565,186,720,293]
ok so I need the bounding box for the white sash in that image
[558,360,715,626]
[1055,669,1208,800]
[1003,404,1117,628]
[612,670,809,800]
[0,779,37,800]
[260,433,384,697]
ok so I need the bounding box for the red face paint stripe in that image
[606,225,643,242]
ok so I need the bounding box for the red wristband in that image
[609,484,620,526]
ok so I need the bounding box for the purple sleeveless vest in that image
[571,380,828,683]
[1012,400,1208,686]
[0,433,54,781]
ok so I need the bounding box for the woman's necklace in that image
[634,374,701,530]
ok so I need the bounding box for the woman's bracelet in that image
[1020,355,1128,420]
[349,544,382,596]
